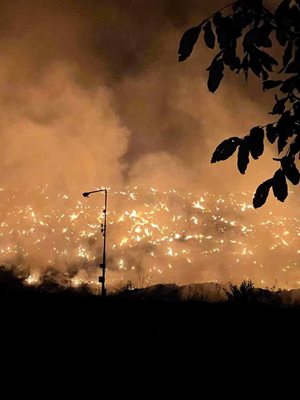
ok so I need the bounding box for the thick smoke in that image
[0,0,286,191]
[0,0,299,288]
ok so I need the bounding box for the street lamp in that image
[82,188,108,297]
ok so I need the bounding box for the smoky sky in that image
[0,0,294,197]
[0,0,299,287]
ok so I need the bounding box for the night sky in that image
[0,0,299,289]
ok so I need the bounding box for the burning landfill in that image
[0,186,299,292]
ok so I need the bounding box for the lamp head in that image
[82,192,90,198]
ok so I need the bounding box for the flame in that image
[0,187,299,289]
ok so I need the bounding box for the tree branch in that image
[196,1,238,28]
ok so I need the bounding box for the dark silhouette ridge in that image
[2,266,300,370]
[1,268,300,350]
[2,266,300,305]
[179,0,300,207]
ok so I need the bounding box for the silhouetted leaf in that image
[258,49,278,71]
[280,75,300,93]
[275,0,291,19]
[272,169,288,202]
[243,30,256,52]
[276,111,295,153]
[207,57,224,93]
[247,48,277,77]
[251,0,263,9]
[277,110,294,131]
[290,135,300,156]
[278,133,289,153]
[232,2,240,11]
[211,137,241,163]
[249,51,263,76]
[271,95,287,115]
[276,30,288,46]
[213,13,232,50]
[281,156,300,184]
[237,137,250,174]
[275,0,292,39]
[263,80,283,91]
[235,0,262,11]
[282,39,293,70]
[203,21,215,49]
[266,124,278,144]
[275,0,291,45]
[285,49,300,73]
[223,46,240,71]
[261,68,269,81]
[290,4,300,26]
[241,55,249,80]
[178,26,201,62]
[231,12,248,35]
[253,179,273,208]
[255,23,273,48]
[293,101,300,120]
[249,126,264,159]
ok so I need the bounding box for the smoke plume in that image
[0,0,299,288]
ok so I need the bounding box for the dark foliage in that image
[178,26,201,62]
[207,54,224,92]
[281,156,300,184]
[237,137,250,174]
[178,0,300,207]
[253,178,273,208]
[249,126,264,159]
[203,21,216,49]
[224,280,281,304]
[272,168,288,202]
[211,137,241,162]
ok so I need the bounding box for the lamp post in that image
[82,188,108,296]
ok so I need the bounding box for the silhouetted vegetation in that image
[0,265,297,305]
[224,279,281,304]
[179,0,300,207]
[1,265,300,362]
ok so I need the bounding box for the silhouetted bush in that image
[224,280,281,305]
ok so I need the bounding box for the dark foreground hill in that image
[0,272,300,347]
[2,266,300,371]
[2,287,300,377]
[2,286,300,388]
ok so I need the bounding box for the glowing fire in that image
[0,187,299,289]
